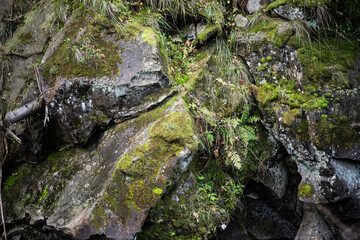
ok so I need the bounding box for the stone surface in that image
[234,14,249,28]
[274,5,306,21]
[4,1,54,57]
[246,20,360,239]
[180,23,208,41]
[1,54,42,110]
[295,204,333,240]
[4,96,199,240]
[42,18,173,144]
[247,0,262,14]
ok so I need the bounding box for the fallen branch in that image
[3,15,23,22]
[4,99,43,125]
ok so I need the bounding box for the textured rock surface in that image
[2,1,360,239]
[235,14,249,28]
[247,0,262,14]
[273,5,306,20]
[4,2,54,57]
[4,96,199,240]
[41,16,173,144]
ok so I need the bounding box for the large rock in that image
[235,14,249,28]
[1,0,55,110]
[295,204,333,240]
[41,16,173,144]
[4,1,54,57]
[247,21,360,237]
[3,96,199,240]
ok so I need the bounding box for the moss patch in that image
[312,114,359,149]
[192,24,221,46]
[297,39,357,89]
[283,109,301,127]
[43,16,122,85]
[3,148,82,219]
[141,28,158,45]
[298,184,314,198]
[266,0,287,11]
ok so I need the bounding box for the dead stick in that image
[4,99,42,124]
[0,168,7,240]
[0,133,8,240]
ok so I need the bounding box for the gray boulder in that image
[41,17,174,144]
[4,96,199,240]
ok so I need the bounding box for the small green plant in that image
[69,36,104,65]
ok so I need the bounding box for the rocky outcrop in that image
[233,6,360,238]
[2,0,360,240]
[4,96,199,240]
[2,2,200,240]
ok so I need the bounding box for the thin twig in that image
[0,132,8,240]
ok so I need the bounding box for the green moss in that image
[40,185,49,201]
[3,148,82,219]
[18,32,33,44]
[150,112,197,152]
[297,39,357,89]
[298,184,314,198]
[256,82,279,107]
[306,97,328,110]
[153,188,163,195]
[283,109,300,127]
[141,28,158,45]
[193,24,221,46]
[249,17,293,48]
[260,57,266,63]
[257,81,328,112]
[313,114,358,149]
[43,16,122,85]
[266,0,287,11]
[266,56,273,61]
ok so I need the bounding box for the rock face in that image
[4,96,199,240]
[234,14,249,28]
[2,3,200,240]
[273,5,306,20]
[40,16,173,144]
[2,0,360,239]
[247,0,263,14]
[233,11,360,239]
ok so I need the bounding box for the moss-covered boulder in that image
[41,14,173,144]
[4,96,199,239]
[247,15,360,223]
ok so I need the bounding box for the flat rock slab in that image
[4,96,199,240]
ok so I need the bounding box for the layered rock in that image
[4,95,199,240]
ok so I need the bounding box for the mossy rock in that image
[4,1,55,57]
[4,96,199,240]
